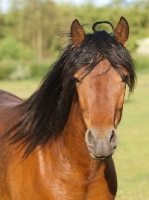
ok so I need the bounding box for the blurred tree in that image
[0,36,33,60]
[3,0,74,60]
[0,0,149,60]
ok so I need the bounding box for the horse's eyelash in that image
[74,77,81,84]
[122,75,130,83]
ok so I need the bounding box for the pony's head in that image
[71,17,135,159]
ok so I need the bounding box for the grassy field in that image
[0,79,41,99]
[0,69,149,199]
[115,68,149,200]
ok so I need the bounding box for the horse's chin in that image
[89,153,113,160]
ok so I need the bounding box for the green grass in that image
[115,69,149,200]
[0,79,41,99]
[0,69,149,199]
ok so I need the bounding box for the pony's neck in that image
[54,93,102,172]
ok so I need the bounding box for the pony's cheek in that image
[114,85,126,127]
[114,109,122,128]
[76,90,89,127]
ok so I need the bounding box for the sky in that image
[0,0,111,13]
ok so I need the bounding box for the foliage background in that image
[0,0,149,79]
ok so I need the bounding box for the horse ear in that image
[71,19,86,47]
[115,17,129,46]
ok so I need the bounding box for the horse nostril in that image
[88,130,95,143]
[110,130,116,143]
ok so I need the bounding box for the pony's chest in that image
[9,177,114,200]
[7,162,115,200]
[4,146,116,200]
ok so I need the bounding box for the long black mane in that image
[4,24,136,157]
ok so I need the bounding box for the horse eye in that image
[73,77,81,84]
[122,75,130,83]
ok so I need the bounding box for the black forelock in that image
[61,30,135,91]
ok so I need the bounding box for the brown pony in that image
[0,17,136,200]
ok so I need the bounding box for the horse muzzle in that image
[85,127,118,160]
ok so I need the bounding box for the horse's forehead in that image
[75,59,121,81]
[94,59,111,75]
[74,59,110,79]
[88,60,129,81]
